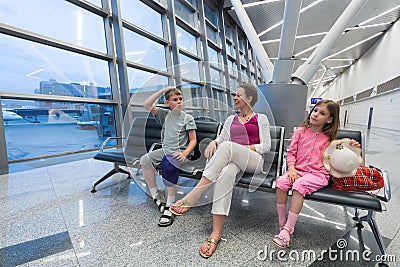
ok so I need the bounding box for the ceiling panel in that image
[225,0,400,89]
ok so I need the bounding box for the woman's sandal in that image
[199,238,220,259]
[169,199,192,216]
[272,226,293,249]
[158,208,174,227]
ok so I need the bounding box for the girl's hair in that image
[300,99,340,141]
[239,83,258,106]
[165,88,182,100]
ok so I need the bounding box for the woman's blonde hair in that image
[300,99,340,141]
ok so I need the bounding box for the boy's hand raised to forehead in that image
[162,86,175,93]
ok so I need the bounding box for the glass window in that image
[127,68,168,105]
[225,25,233,41]
[229,76,238,91]
[120,0,164,38]
[0,34,111,98]
[123,29,166,70]
[206,24,220,45]
[240,52,247,67]
[210,67,221,87]
[179,53,200,81]
[204,3,218,26]
[207,46,220,66]
[238,38,245,51]
[226,42,236,58]
[176,25,197,55]
[0,0,106,53]
[174,0,196,29]
[2,99,116,161]
[86,0,102,7]
[212,89,225,109]
[228,60,237,77]
[181,83,203,108]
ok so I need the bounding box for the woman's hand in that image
[247,145,256,151]
[287,165,298,184]
[204,141,217,158]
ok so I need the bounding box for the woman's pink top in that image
[287,127,330,175]
[230,114,260,145]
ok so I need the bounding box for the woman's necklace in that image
[239,112,254,122]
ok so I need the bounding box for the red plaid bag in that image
[331,166,384,191]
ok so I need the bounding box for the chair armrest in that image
[100,137,124,151]
[149,142,163,152]
[379,168,391,202]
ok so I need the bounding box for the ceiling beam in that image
[272,0,302,83]
[292,0,368,84]
[230,0,274,82]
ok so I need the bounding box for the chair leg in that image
[119,167,131,179]
[91,168,118,193]
[366,211,387,259]
[91,163,130,193]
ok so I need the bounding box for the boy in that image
[140,86,197,226]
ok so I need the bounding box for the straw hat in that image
[323,138,363,178]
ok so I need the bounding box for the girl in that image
[272,99,359,248]
[169,83,271,258]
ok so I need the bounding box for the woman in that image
[169,83,271,258]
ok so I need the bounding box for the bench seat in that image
[306,187,382,211]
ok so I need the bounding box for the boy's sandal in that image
[153,189,166,213]
[199,238,220,259]
[169,199,192,216]
[153,198,166,213]
[272,228,292,249]
[158,208,174,227]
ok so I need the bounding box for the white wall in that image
[341,89,400,133]
[316,18,400,132]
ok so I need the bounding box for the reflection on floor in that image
[0,128,399,266]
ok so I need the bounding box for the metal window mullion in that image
[167,0,182,86]
[0,92,117,104]
[252,44,259,83]
[244,40,251,81]
[179,0,196,12]
[233,25,242,84]
[0,98,8,174]
[178,48,201,61]
[197,0,214,120]
[0,23,112,61]
[219,4,232,111]
[126,61,170,77]
[110,0,131,125]
[175,16,200,37]
[122,20,168,46]
[102,0,123,140]
[161,12,174,86]
[66,0,108,17]
[139,0,167,14]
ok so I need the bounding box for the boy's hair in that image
[165,88,182,100]
[301,99,340,141]
[238,83,258,106]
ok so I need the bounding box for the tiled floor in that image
[0,128,399,266]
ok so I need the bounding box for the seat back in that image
[124,117,162,163]
[191,120,222,160]
[236,125,285,190]
[336,129,365,161]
